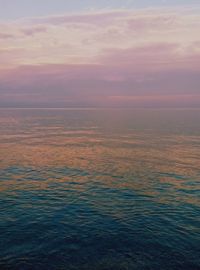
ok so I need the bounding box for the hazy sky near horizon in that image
[0,1,200,107]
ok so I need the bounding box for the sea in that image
[0,108,199,270]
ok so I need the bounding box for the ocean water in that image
[0,108,199,270]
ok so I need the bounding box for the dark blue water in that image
[0,109,200,270]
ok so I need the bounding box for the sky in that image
[0,0,200,108]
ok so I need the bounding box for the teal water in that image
[0,109,200,269]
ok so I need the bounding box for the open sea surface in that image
[0,108,199,270]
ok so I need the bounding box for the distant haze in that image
[0,1,200,108]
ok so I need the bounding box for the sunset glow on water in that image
[0,109,199,269]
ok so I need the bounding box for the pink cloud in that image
[0,8,200,107]
[127,14,177,32]
[1,8,200,65]
[29,10,129,26]
[21,26,47,36]
[1,58,199,108]
[0,33,15,39]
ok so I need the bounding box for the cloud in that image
[21,26,47,36]
[1,59,199,107]
[28,10,129,26]
[0,7,200,107]
[0,33,15,39]
[1,8,200,66]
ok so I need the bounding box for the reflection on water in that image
[0,109,200,270]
